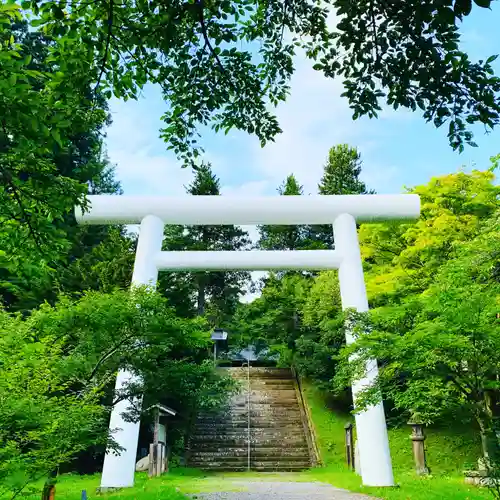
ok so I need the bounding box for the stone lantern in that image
[408,414,429,475]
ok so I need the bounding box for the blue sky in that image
[105,6,500,203]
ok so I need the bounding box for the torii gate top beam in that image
[75,194,420,225]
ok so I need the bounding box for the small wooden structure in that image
[146,404,176,477]
[344,422,355,470]
[211,328,229,362]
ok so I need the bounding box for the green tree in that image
[3,0,500,249]
[311,144,375,248]
[229,272,312,362]
[359,166,500,307]
[0,288,234,497]
[335,210,500,470]
[0,17,136,313]
[18,0,500,161]
[294,271,344,388]
[318,145,373,196]
[159,164,250,320]
[0,14,132,312]
[328,165,500,491]
[0,309,107,498]
[0,8,107,256]
[258,174,316,251]
[56,227,136,294]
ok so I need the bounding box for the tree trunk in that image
[197,273,206,316]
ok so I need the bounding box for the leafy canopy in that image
[0,288,234,495]
[15,0,500,164]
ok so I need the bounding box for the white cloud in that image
[105,90,195,196]
[360,164,403,194]
[221,180,270,197]
[249,53,370,195]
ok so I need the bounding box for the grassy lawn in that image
[43,466,493,500]
[300,382,492,499]
[17,472,189,500]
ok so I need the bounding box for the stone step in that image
[188,460,311,470]
[189,448,310,459]
[195,415,302,423]
[231,389,298,397]
[230,375,294,381]
[225,368,292,375]
[186,466,310,472]
[194,422,303,431]
[230,400,299,408]
[203,405,301,412]
[190,368,311,472]
[237,387,294,393]
[232,389,297,395]
[191,431,306,441]
[218,402,300,409]
[191,418,302,434]
[234,382,296,386]
[195,415,303,423]
[230,395,297,402]
[232,373,294,378]
[189,437,307,447]
[188,458,311,464]
[197,410,302,420]
[195,414,303,423]
[189,444,309,452]
[191,427,304,442]
[189,457,311,469]
[230,376,295,381]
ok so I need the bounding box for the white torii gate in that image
[75,194,420,489]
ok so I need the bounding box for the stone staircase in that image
[187,367,313,471]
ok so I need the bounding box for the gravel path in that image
[189,480,377,500]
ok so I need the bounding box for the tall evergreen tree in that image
[159,164,250,321]
[318,144,374,196]
[311,145,375,248]
[258,174,315,251]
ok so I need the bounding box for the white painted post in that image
[100,215,164,489]
[333,213,394,487]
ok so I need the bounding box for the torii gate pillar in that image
[76,194,420,489]
[100,215,164,489]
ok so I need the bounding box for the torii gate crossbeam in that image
[75,194,420,490]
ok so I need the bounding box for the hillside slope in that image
[301,382,489,500]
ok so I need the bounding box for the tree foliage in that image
[312,144,375,247]
[2,0,499,253]
[0,9,106,255]
[12,0,500,169]
[258,174,316,251]
[159,163,251,320]
[318,145,373,196]
[336,209,500,468]
[0,288,234,496]
[231,158,500,468]
[0,14,133,313]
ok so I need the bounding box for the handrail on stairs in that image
[241,359,251,471]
